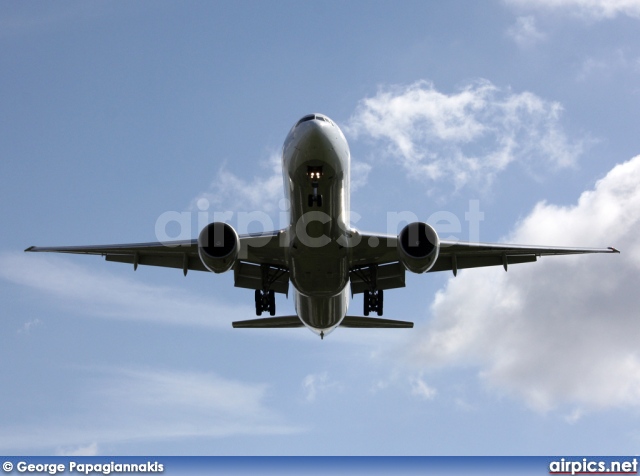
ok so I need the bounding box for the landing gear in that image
[364,289,383,316]
[255,289,276,316]
[307,166,323,207]
[308,193,323,207]
[253,265,285,316]
[354,264,385,316]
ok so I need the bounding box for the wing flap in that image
[105,253,208,272]
[350,262,406,294]
[429,253,537,273]
[233,261,290,294]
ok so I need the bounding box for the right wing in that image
[25,230,290,293]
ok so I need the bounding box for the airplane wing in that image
[25,231,289,290]
[433,240,619,275]
[349,231,619,293]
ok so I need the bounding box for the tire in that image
[255,290,262,316]
[364,291,370,316]
[268,290,275,316]
[377,290,384,316]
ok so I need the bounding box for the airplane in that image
[25,113,620,339]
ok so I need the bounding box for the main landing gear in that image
[253,264,287,316]
[364,289,383,316]
[353,264,385,317]
[255,289,275,316]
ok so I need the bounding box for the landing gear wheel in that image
[308,194,314,207]
[255,289,262,316]
[377,290,384,316]
[268,290,275,316]
[364,291,370,316]
[317,195,323,207]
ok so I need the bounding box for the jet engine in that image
[197,222,239,273]
[397,222,440,274]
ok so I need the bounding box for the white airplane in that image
[26,113,619,339]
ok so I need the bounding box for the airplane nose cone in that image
[296,120,333,153]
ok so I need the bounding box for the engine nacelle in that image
[197,222,239,273]
[397,222,440,274]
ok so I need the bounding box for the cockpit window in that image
[296,114,316,127]
[295,114,335,128]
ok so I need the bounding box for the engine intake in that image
[397,222,440,273]
[197,222,239,273]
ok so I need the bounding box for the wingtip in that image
[608,246,621,253]
[24,246,35,252]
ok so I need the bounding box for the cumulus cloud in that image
[0,367,298,452]
[0,252,250,328]
[189,152,284,215]
[505,0,640,20]
[408,155,640,413]
[506,16,547,47]
[348,80,584,192]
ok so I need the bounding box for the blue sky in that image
[2,0,640,455]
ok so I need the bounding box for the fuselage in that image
[282,114,351,337]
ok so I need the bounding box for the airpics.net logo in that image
[549,458,638,475]
[153,198,486,247]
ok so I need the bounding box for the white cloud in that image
[347,80,584,192]
[0,252,249,328]
[350,160,373,192]
[505,0,640,20]
[190,152,284,215]
[408,155,640,412]
[0,367,299,453]
[17,318,42,334]
[577,49,640,81]
[302,372,340,402]
[409,375,437,400]
[506,16,547,47]
[56,442,99,456]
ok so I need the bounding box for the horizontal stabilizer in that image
[340,316,414,328]
[232,316,303,328]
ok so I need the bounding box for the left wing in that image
[434,240,620,276]
[349,231,619,293]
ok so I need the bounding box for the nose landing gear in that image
[307,166,323,207]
